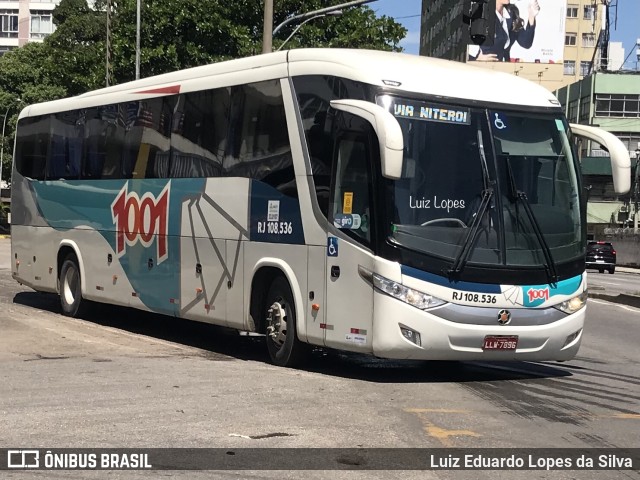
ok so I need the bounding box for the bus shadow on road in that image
[12,291,267,362]
[13,291,574,383]
[305,351,574,383]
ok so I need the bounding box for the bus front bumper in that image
[372,291,585,362]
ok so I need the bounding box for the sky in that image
[372,0,639,68]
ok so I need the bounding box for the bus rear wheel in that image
[264,276,307,368]
[59,254,87,317]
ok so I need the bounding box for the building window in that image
[580,61,591,77]
[609,133,640,155]
[0,9,18,38]
[568,100,578,122]
[595,94,640,118]
[565,33,577,46]
[564,60,576,75]
[579,96,590,122]
[582,33,596,48]
[583,5,594,19]
[30,11,55,39]
[567,4,578,18]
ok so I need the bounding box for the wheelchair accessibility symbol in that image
[328,237,339,257]
[494,113,507,130]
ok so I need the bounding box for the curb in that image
[616,268,640,275]
[588,292,640,308]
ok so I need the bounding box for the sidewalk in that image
[588,290,640,308]
[615,266,640,275]
[587,267,640,307]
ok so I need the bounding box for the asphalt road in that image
[0,238,639,479]
[587,269,640,296]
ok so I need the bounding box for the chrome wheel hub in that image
[63,266,78,306]
[266,301,287,347]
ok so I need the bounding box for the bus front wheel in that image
[59,254,87,317]
[264,276,307,367]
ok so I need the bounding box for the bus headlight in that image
[554,291,588,314]
[373,274,446,310]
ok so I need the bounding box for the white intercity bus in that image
[11,49,630,366]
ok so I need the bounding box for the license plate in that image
[595,260,605,263]
[483,335,518,350]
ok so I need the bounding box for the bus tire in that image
[59,254,87,317]
[264,276,307,367]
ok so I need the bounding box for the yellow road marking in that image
[607,413,640,419]
[405,408,481,447]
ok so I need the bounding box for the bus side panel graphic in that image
[29,177,305,315]
[31,178,202,315]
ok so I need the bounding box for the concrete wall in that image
[602,229,640,266]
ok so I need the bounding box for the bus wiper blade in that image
[447,187,493,278]
[516,191,559,285]
[505,158,558,285]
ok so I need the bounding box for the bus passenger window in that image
[169,88,229,178]
[225,81,296,198]
[124,99,174,179]
[96,105,123,179]
[48,111,83,180]
[15,116,50,181]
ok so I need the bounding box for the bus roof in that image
[287,49,560,109]
[21,49,560,118]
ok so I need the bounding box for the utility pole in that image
[262,0,273,54]
[106,0,112,87]
[135,0,141,80]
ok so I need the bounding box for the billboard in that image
[468,0,568,64]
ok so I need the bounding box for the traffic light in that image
[463,0,496,46]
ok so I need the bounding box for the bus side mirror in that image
[330,99,404,180]
[570,123,631,194]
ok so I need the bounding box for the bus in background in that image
[10,49,630,367]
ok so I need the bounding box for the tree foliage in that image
[0,0,406,184]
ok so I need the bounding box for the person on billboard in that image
[468,0,541,62]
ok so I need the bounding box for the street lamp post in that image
[276,11,343,52]
[0,98,20,195]
[0,111,10,209]
[269,0,377,52]
[1,106,13,195]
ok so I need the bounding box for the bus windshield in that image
[379,95,584,270]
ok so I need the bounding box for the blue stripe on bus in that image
[522,275,582,307]
[400,265,503,294]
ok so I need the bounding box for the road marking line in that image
[588,298,640,312]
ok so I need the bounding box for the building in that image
[0,0,59,56]
[555,72,640,239]
[420,0,614,92]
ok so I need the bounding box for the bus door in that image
[324,113,375,352]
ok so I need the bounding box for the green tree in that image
[0,43,68,185]
[47,0,109,95]
[108,0,406,82]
